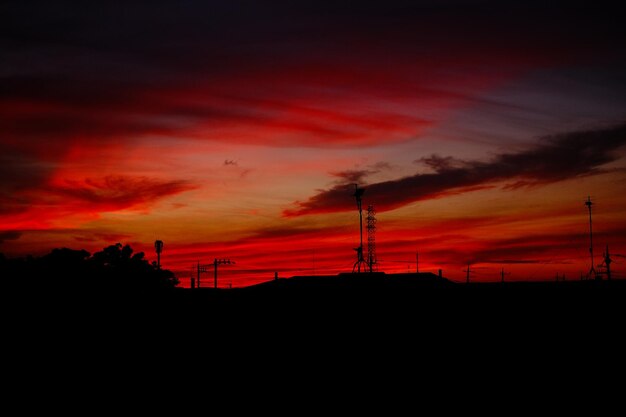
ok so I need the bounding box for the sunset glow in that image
[2,1,625,286]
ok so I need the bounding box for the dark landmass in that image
[4,245,623,344]
[9,266,625,315]
[160,272,626,322]
[6,266,624,380]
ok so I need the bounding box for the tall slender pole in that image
[214,258,218,289]
[416,252,419,274]
[585,196,595,278]
[358,198,363,273]
[352,184,366,273]
[197,260,201,289]
[605,245,612,281]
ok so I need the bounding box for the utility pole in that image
[197,261,210,289]
[500,268,510,283]
[416,252,419,274]
[466,263,471,284]
[585,196,596,279]
[214,258,235,289]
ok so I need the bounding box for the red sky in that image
[2,1,626,286]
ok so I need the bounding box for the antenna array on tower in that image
[367,204,377,272]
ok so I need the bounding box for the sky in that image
[2,0,626,287]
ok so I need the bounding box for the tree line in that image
[0,243,179,293]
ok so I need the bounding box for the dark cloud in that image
[370,162,394,171]
[416,154,469,172]
[224,160,238,166]
[284,123,626,216]
[330,170,374,184]
[0,231,22,245]
[331,161,395,183]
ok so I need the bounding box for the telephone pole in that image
[214,258,235,288]
[500,268,510,283]
[196,261,210,289]
[416,252,419,274]
[585,196,596,279]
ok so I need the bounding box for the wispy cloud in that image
[49,175,198,211]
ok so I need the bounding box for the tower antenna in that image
[154,240,163,269]
[352,184,368,273]
[585,196,596,279]
[600,245,612,281]
[366,204,377,273]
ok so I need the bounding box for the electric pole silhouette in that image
[500,268,510,283]
[352,184,368,273]
[214,258,234,288]
[196,261,210,288]
[416,252,419,273]
[585,196,596,279]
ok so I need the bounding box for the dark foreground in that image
[14,272,626,324]
[167,273,626,316]
[7,272,626,399]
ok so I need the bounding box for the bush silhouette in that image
[1,243,178,292]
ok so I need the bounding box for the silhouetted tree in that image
[88,243,179,290]
[0,243,178,293]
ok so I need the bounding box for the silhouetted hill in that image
[6,255,625,342]
[7,266,624,379]
[150,272,626,322]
